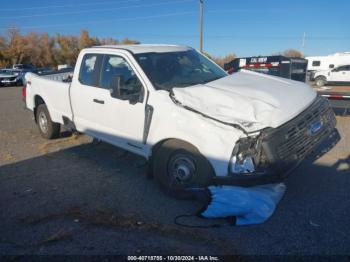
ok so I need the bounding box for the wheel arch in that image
[33,95,46,123]
[150,137,216,176]
[315,74,327,81]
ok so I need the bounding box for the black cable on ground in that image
[174,214,236,228]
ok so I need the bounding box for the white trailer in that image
[306,52,350,72]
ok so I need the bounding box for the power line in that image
[1,4,349,41]
[3,15,349,41]
[110,33,350,40]
[3,24,347,41]
[1,0,142,11]
[1,11,197,30]
[1,0,195,19]
[207,8,312,13]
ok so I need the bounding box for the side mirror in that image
[109,75,125,99]
[109,75,141,104]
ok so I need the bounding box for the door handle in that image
[93,99,105,104]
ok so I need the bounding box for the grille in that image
[262,96,336,169]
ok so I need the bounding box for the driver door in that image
[329,65,349,82]
[99,54,147,152]
[71,53,147,155]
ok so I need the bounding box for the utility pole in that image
[199,0,203,53]
[302,32,306,48]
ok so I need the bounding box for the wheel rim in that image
[38,111,48,133]
[316,79,324,86]
[168,153,196,185]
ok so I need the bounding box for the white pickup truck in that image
[24,45,338,198]
[314,65,350,87]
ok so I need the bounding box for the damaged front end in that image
[229,136,268,175]
[221,96,339,186]
[170,85,339,186]
[225,134,281,187]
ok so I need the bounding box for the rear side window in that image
[312,61,320,66]
[79,54,103,87]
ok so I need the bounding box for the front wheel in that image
[153,140,214,199]
[315,76,327,87]
[36,104,60,139]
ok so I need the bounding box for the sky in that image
[0,0,349,57]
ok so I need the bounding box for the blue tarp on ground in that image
[198,183,286,226]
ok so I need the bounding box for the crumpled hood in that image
[172,70,316,132]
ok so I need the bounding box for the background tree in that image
[4,28,26,65]
[79,30,100,50]
[276,49,305,58]
[0,36,8,67]
[0,28,141,68]
[212,53,236,68]
[37,33,56,67]
[202,52,236,68]
[120,37,140,45]
[54,34,79,66]
[99,38,119,45]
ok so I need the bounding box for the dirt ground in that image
[0,86,349,256]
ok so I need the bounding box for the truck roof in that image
[92,44,192,54]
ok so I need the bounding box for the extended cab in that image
[24,45,339,198]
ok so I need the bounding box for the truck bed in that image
[25,73,73,124]
[38,69,73,82]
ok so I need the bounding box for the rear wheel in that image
[315,76,327,87]
[36,104,60,139]
[153,140,214,199]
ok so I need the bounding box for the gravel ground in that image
[0,86,349,256]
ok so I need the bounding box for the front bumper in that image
[213,96,340,186]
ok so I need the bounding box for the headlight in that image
[229,137,262,175]
[230,154,255,174]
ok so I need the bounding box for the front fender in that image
[147,102,244,177]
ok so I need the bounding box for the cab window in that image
[336,65,348,71]
[100,55,143,97]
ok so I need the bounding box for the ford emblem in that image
[309,120,323,135]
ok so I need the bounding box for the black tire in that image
[153,140,214,199]
[36,104,60,139]
[315,76,327,87]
